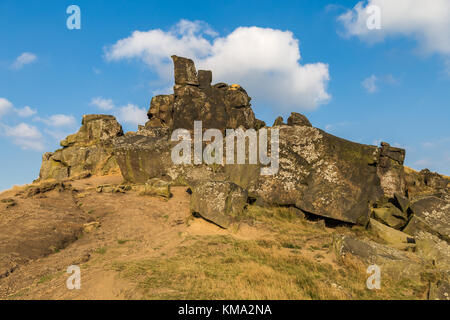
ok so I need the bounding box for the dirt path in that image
[0,175,270,299]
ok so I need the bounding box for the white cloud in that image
[0,98,13,117]
[362,75,378,93]
[421,137,450,148]
[12,52,37,69]
[89,97,146,127]
[90,97,115,110]
[35,114,76,127]
[115,104,147,126]
[4,122,41,139]
[105,20,331,111]
[362,74,399,93]
[15,106,37,117]
[445,58,450,76]
[2,122,44,151]
[337,1,450,59]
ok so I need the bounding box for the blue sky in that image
[1,0,449,190]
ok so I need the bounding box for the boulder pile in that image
[38,55,449,245]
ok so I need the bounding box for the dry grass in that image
[404,166,419,175]
[109,206,426,300]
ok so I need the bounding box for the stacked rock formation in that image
[141,55,264,133]
[39,56,449,240]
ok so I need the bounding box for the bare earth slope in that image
[1,174,447,300]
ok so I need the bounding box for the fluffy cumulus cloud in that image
[15,106,37,117]
[337,0,450,69]
[90,97,115,110]
[115,104,147,126]
[361,73,400,93]
[89,97,147,127]
[0,98,13,117]
[105,20,331,111]
[0,97,80,151]
[12,52,37,69]
[35,114,76,127]
[362,75,378,93]
[0,98,38,117]
[2,122,44,151]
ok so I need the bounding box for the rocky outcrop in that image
[113,123,386,225]
[112,56,422,226]
[272,116,284,126]
[39,115,123,181]
[287,112,312,127]
[40,55,448,233]
[405,167,449,199]
[144,55,261,132]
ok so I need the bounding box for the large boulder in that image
[372,202,408,229]
[227,125,383,225]
[403,196,450,242]
[333,235,413,265]
[112,134,172,183]
[368,218,415,250]
[190,181,248,228]
[39,114,123,180]
[332,235,440,289]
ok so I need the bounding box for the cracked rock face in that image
[404,196,450,242]
[227,125,384,224]
[39,115,123,180]
[376,142,406,198]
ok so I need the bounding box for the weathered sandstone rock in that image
[190,181,248,228]
[287,112,312,127]
[39,115,123,180]
[403,196,450,242]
